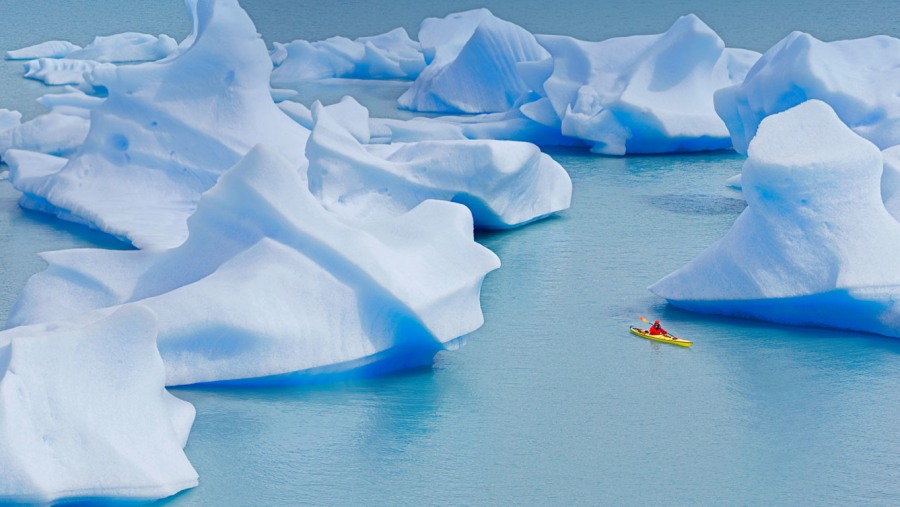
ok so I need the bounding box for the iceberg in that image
[528,14,759,155]
[307,102,571,227]
[398,9,549,113]
[5,40,81,60]
[66,32,178,63]
[270,28,425,85]
[715,32,900,154]
[0,305,197,503]
[8,146,501,386]
[651,100,900,338]
[10,0,309,250]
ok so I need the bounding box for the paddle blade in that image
[639,316,650,324]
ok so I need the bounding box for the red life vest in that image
[649,321,667,335]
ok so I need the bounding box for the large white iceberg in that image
[8,146,501,386]
[651,100,900,338]
[10,0,309,250]
[525,14,759,155]
[0,305,197,503]
[270,28,425,85]
[307,102,571,227]
[715,32,900,155]
[398,9,549,114]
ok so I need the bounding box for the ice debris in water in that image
[0,306,197,503]
[651,100,900,338]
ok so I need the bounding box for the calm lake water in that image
[1,1,899,505]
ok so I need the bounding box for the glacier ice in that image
[527,14,759,155]
[10,0,309,250]
[0,305,197,503]
[5,40,81,60]
[398,9,549,114]
[651,100,900,338]
[307,102,571,227]
[270,27,425,85]
[715,32,900,155]
[8,145,501,386]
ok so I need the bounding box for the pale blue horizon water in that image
[0,1,898,505]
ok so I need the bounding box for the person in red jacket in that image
[648,320,667,335]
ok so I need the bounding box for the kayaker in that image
[648,320,667,335]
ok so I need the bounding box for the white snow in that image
[651,100,900,337]
[8,145,501,386]
[0,305,197,503]
[715,32,900,154]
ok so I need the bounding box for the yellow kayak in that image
[629,326,692,347]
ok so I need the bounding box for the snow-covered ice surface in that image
[270,27,425,85]
[9,0,309,250]
[651,100,900,338]
[0,305,197,503]
[9,146,501,386]
[715,32,900,154]
[307,101,571,227]
[398,9,549,114]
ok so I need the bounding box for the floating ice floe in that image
[0,305,197,503]
[10,0,309,250]
[5,40,81,60]
[8,145,501,386]
[522,14,759,155]
[270,27,425,85]
[651,100,900,338]
[398,9,549,114]
[23,58,111,86]
[0,113,90,157]
[715,32,900,154]
[307,101,571,227]
[66,32,178,63]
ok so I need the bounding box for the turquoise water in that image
[1,1,899,505]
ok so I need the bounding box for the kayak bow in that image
[629,326,692,347]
